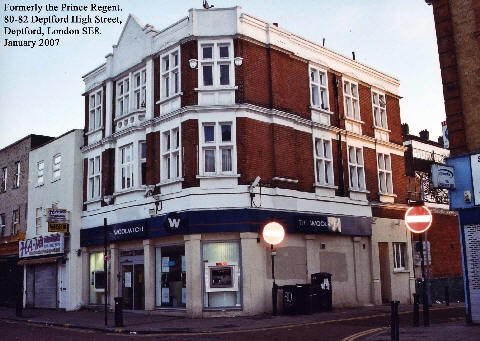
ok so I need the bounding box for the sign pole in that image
[419,233,430,326]
[104,217,108,326]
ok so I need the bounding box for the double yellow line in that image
[341,327,388,341]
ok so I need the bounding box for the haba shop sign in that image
[110,221,147,241]
[163,212,187,233]
[295,215,342,234]
[47,208,69,232]
[19,233,64,258]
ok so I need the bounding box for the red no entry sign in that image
[405,205,433,233]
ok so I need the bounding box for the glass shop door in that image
[121,263,145,310]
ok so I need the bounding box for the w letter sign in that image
[405,205,433,234]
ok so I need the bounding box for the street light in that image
[262,222,285,316]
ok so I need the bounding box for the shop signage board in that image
[431,164,455,189]
[110,221,146,241]
[471,154,480,205]
[19,233,64,258]
[47,208,68,223]
[463,223,480,323]
[295,215,342,234]
[48,222,69,233]
[164,212,186,233]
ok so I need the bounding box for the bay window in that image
[133,69,146,109]
[161,49,180,100]
[116,76,130,116]
[162,128,181,181]
[120,144,133,190]
[88,156,101,199]
[314,138,333,186]
[343,80,360,121]
[200,122,234,175]
[377,153,393,194]
[199,41,233,87]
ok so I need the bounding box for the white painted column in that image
[143,239,155,310]
[105,80,113,136]
[81,247,89,306]
[109,243,118,308]
[352,236,362,305]
[184,234,202,317]
[305,234,318,283]
[145,58,154,120]
[240,232,265,315]
[370,222,382,305]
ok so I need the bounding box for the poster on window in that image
[182,288,186,304]
[161,287,170,304]
[181,255,186,272]
[161,257,170,272]
[124,272,132,288]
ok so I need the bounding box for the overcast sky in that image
[0,0,445,149]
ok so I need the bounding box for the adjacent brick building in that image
[79,6,414,316]
[0,134,53,306]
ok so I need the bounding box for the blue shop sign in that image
[295,215,342,234]
[110,221,147,241]
[164,212,187,233]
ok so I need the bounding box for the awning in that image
[18,256,62,265]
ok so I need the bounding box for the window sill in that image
[156,92,183,105]
[84,197,102,205]
[313,182,338,190]
[393,269,410,274]
[113,187,145,196]
[349,187,370,194]
[114,109,146,122]
[373,125,391,133]
[85,126,103,136]
[344,117,364,125]
[310,106,333,115]
[35,183,44,188]
[202,306,242,312]
[379,192,397,198]
[159,178,184,186]
[196,173,241,179]
[51,178,61,183]
[194,86,238,92]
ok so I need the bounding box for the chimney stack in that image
[419,129,430,141]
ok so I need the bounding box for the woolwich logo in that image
[164,212,185,233]
[110,222,147,241]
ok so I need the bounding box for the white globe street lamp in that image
[262,221,285,316]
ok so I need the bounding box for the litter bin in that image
[114,297,124,327]
[311,272,332,312]
[282,284,313,315]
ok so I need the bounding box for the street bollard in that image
[114,297,124,327]
[394,301,399,341]
[390,301,399,341]
[445,286,450,306]
[413,293,420,327]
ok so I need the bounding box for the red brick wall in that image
[153,56,160,117]
[427,212,462,277]
[372,206,406,219]
[181,40,198,107]
[181,119,199,188]
[391,154,408,204]
[331,138,347,196]
[234,39,270,106]
[146,131,160,185]
[270,49,310,119]
[363,147,379,201]
[359,83,374,138]
[386,94,403,145]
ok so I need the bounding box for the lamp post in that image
[262,222,285,316]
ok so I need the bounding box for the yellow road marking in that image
[341,327,388,341]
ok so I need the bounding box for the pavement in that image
[0,303,477,339]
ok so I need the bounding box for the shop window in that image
[155,245,186,308]
[202,241,241,308]
[89,252,106,305]
[393,242,406,270]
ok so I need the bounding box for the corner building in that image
[80,7,413,316]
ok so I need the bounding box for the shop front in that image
[18,233,66,309]
[80,209,371,316]
[0,233,25,307]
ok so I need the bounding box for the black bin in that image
[114,297,124,327]
[311,272,332,312]
[282,284,313,315]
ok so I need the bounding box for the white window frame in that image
[37,161,44,186]
[161,128,181,181]
[52,154,61,181]
[198,40,234,88]
[348,146,366,191]
[35,207,42,235]
[133,68,147,110]
[1,167,7,192]
[120,144,134,190]
[199,121,235,175]
[393,242,407,270]
[343,79,360,121]
[314,138,334,186]
[116,76,130,117]
[88,155,101,200]
[377,153,393,195]
[89,89,102,131]
[160,49,181,101]
[12,209,19,235]
[310,67,329,110]
[372,90,388,129]
[139,141,147,186]
[13,161,20,188]
[0,213,5,236]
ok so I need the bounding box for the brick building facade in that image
[79,7,414,316]
[0,134,53,306]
